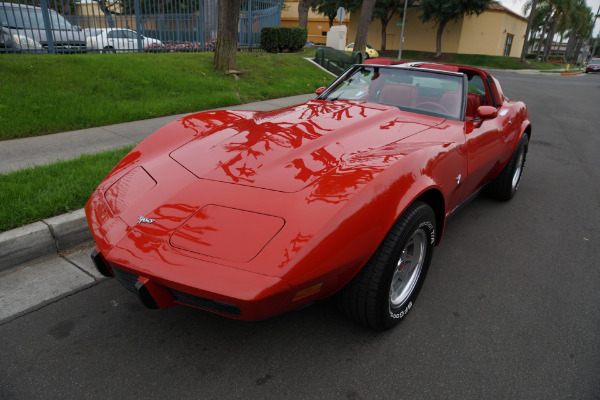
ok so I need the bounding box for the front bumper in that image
[90,231,294,321]
[92,249,243,315]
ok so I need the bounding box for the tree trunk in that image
[298,0,316,28]
[542,17,558,62]
[354,0,377,55]
[435,17,450,58]
[380,17,391,51]
[564,32,577,64]
[380,10,395,52]
[213,0,241,71]
[520,0,538,62]
[574,38,584,63]
[535,10,552,62]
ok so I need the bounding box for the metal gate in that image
[0,0,283,54]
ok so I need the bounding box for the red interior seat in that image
[466,93,483,118]
[378,84,417,107]
[439,91,460,117]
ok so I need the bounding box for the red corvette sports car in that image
[86,59,531,329]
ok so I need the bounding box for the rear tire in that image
[486,134,528,201]
[336,201,436,330]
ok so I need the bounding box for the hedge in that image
[260,27,307,53]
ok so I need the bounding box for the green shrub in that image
[260,27,308,53]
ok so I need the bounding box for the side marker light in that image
[293,282,323,301]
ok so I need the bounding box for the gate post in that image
[134,0,143,51]
[248,0,253,50]
[39,0,55,54]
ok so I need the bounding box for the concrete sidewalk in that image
[0,93,315,174]
[0,93,316,324]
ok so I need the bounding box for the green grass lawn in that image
[0,146,133,232]
[0,49,333,140]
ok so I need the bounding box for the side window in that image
[0,7,8,26]
[125,30,137,39]
[467,75,486,96]
[465,74,487,119]
[107,30,117,39]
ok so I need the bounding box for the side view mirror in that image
[477,106,498,119]
[315,87,326,95]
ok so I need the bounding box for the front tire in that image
[336,201,436,330]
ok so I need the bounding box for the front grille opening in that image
[112,267,139,294]
[168,288,241,317]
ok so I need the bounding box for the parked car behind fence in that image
[85,28,161,53]
[0,1,87,53]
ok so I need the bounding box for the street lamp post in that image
[397,0,409,60]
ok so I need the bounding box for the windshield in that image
[321,66,464,120]
[0,6,74,30]
[590,58,600,64]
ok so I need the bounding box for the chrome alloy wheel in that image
[511,147,525,190]
[389,228,427,307]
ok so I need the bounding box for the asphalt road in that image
[1,71,599,400]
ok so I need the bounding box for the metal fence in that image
[0,0,283,54]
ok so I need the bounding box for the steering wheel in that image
[414,101,450,114]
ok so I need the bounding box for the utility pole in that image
[397,0,409,60]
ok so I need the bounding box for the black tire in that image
[486,134,529,201]
[336,201,436,330]
[101,47,115,54]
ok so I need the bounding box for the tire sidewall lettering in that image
[389,301,412,319]
[419,220,435,244]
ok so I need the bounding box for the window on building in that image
[504,34,513,57]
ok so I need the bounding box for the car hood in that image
[94,100,447,268]
[170,100,444,193]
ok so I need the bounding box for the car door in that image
[462,89,515,196]
[106,29,120,50]
[123,29,138,51]
[111,29,129,51]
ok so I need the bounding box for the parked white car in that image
[85,28,161,53]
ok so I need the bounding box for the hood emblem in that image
[137,214,155,225]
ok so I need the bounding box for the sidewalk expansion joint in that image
[101,127,142,143]
[60,251,103,282]
[42,220,60,253]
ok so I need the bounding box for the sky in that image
[499,0,600,36]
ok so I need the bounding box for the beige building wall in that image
[347,7,526,57]
[282,0,349,44]
[459,10,526,57]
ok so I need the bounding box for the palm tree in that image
[520,0,538,62]
[541,0,573,62]
[534,2,553,62]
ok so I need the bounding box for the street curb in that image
[0,209,91,272]
[560,71,580,76]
